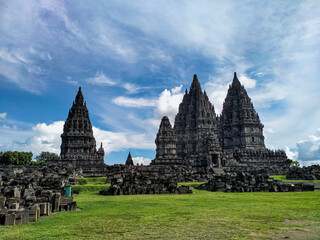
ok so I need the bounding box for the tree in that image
[0,151,33,165]
[290,160,300,168]
[35,151,59,162]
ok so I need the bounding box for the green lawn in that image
[271,175,320,183]
[1,188,319,239]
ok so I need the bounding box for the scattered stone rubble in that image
[0,162,79,225]
[197,172,315,192]
[287,165,320,180]
[100,165,195,195]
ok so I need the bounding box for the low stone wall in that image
[0,162,79,225]
[105,164,205,183]
[287,165,320,180]
[100,165,194,195]
[197,172,314,192]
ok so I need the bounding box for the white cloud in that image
[122,83,146,94]
[85,71,116,86]
[0,113,7,119]
[93,127,154,154]
[0,120,155,160]
[239,74,256,89]
[296,129,320,161]
[155,85,184,124]
[285,146,298,161]
[0,121,64,157]
[132,156,151,165]
[2,125,10,130]
[113,96,156,108]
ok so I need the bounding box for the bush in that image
[78,178,88,185]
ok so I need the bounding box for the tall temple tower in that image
[60,87,104,163]
[219,73,265,150]
[174,74,221,170]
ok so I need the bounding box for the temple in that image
[59,73,290,176]
[125,152,134,166]
[60,87,106,176]
[172,74,221,173]
[219,73,265,150]
[152,73,291,174]
[150,116,184,165]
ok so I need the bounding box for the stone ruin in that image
[197,172,315,193]
[0,162,79,225]
[46,87,108,177]
[287,165,320,180]
[150,116,184,166]
[46,73,290,180]
[151,73,291,176]
[100,165,199,196]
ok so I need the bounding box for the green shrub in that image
[78,178,88,185]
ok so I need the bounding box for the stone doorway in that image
[211,153,220,168]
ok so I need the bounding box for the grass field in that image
[271,175,320,183]
[1,183,319,240]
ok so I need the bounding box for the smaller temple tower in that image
[219,73,265,150]
[150,116,184,165]
[125,152,134,165]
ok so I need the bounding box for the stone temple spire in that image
[151,116,184,165]
[174,74,219,169]
[189,74,202,94]
[60,87,103,159]
[220,72,265,150]
[125,152,134,165]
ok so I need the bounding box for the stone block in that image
[60,196,74,205]
[0,195,6,209]
[24,188,35,198]
[1,213,16,225]
[13,188,21,199]
[29,204,40,222]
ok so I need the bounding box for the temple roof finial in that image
[75,86,84,106]
[232,72,241,86]
[190,73,202,93]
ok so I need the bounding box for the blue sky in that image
[0,1,320,166]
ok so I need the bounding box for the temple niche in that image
[60,87,106,176]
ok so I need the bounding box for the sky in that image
[0,1,320,166]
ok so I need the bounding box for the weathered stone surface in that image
[0,163,78,226]
[157,73,291,175]
[220,73,265,150]
[102,165,194,195]
[197,172,314,192]
[151,116,184,166]
[287,165,320,180]
[174,74,221,172]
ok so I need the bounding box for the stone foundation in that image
[287,165,320,180]
[197,172,314,192]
